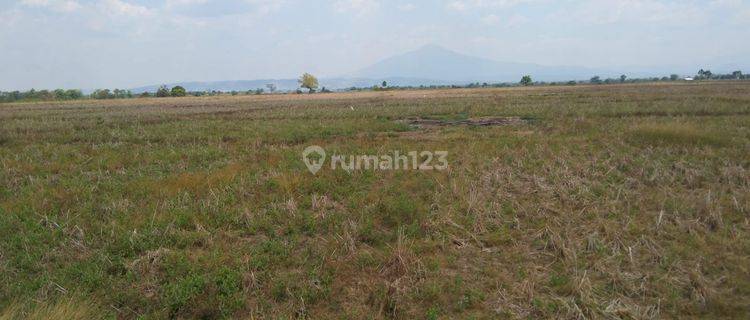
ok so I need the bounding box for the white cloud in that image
[165,0,209,9]
[480,14,499,25]
[397,3,416,11]
[549,0,707,26]
[0,8,22,28]
[479,13,527,27]
[21,0,82,12]
[447,1,466,11]
[505,13,527,28]
[247,0,286,15]
[334,0,380,16]
[709,0,750,23]
[447,0,542,11]
[98,0,154,17]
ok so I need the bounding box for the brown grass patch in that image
[0,298,104,320]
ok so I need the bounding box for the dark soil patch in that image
[403,117,529,128]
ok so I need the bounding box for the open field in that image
[1,82,749,319]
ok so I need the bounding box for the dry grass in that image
[0,298,103,320]
[1,82,749,319]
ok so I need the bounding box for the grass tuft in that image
[0,298,105,320]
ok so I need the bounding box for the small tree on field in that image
[156,85,170,97]
[520,75,533,86]
[382,81,387,88]
[670,74,680,81]
[590,76,602,84]
[620,75,627,83]
[697,69,712,80]
[298,73,319,93]
[171,86,186,97]
[266,83,277,93]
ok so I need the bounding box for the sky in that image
[1,0,748,90]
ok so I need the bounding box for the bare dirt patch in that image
[402,116,529,128]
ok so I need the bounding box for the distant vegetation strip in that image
[1,69,747,104]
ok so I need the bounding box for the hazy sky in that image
[1,0,748,90]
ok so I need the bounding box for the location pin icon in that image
[302,145,326,174]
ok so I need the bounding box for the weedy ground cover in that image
[1,82,749,318]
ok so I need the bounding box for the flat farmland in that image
[1,82,749,319]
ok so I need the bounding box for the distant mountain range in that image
[130,45,747,93]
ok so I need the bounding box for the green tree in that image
[620,75,627,83]
[92,89,113,99]
[670,74,680,81]
[520,75,533,86]
[171,86,187,97]
[590,76,602,84]
[382,81,387,88]
[298,73,319,93]
[156,85,170,97]
[113,89,130,99]
[697,69,712,80]
[68,89,82,99]
[53,89,67,100]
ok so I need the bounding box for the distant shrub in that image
[171,86,187,97]
[156,85,170,97]
[520,75,533,86]
[92,89,113,99]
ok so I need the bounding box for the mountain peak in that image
[352,45,608,82]
[407,44,466,58]
[414,44,452,52]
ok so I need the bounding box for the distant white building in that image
[684,77,694,81]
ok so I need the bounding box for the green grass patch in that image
[628,122,729,147]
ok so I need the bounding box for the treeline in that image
[0,88,134,103]
[695,69,746,80]
[346,70,748,92]
[0,85,277,103]
[2,70,747,103]
[368,70,748,91]
[0,89,83,103]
